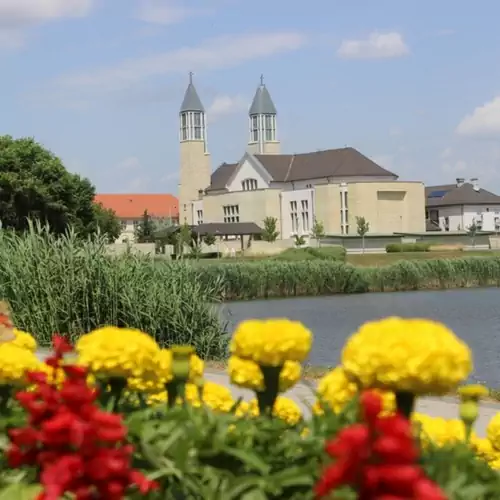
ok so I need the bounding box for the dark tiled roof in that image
[180,82,204,112]
[193,222,262,235]
[255,147,397,182]
[249,84,277,115]
[426,183,500,207]
[206,148,396,191]
[205,162,238,192]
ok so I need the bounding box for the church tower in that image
[178,72,211,223]
[247,75,280,155]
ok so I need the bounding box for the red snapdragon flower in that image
[7,334,158,500]
[315,391,447,500]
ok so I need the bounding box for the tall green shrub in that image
[0,223,227,358]
[191,256,500,300]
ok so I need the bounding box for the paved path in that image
[36,350,499,437]
[205,369,500,437]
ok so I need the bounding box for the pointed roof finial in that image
[180,72,204,113]
[249,76,277,115]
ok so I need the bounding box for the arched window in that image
[241,178,258,191]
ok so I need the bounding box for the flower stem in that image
[256,365,282,417]
[395,391,415,420]
[107,377,127,413]
[0,385,11,416]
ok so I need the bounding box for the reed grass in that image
[190,257,500,300]
[0,223,228,358]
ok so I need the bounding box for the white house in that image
[426,178,500,232]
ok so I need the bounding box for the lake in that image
[223,288,500,387]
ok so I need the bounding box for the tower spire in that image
[180,72,204,113]
[247,76,280,155]
[178,73,211,225]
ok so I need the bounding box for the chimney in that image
[456,178,465,187]
[470,178,480,191]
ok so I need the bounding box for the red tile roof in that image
[94,194,179,219]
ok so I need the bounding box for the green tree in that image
[467,222,478,247]
[202,233,217,246]
[356,216,370,253]
[310,218,325,247]
[261,216,280,242]
[92,203,121,243]
[135,210,156,243]
[176,222,193,259]
[0,135,96,235]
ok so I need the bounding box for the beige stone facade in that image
[315,182,425,235]
[178,140,210,223]
[199,181,425,238]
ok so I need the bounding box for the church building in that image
[178,74,425,239]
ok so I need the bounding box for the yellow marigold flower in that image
[458,384,489,401]
[342,317,472,395]
[76,326,160,380]
[148,381,233,412]
[228,356,301,392]
[486,412,500,451]
[0,344,43,386]
[128,348,204,394]
[472,437,500,468]
[412,413,478,447]
[313,366,395,416]
[235,397,302,426]
[12,329,37,352]
[230,319,312,366]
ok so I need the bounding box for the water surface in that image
[224,288,500,387]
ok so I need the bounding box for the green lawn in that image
[346,250,500,267]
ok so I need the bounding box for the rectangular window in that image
[251,116,259,142]
[340,187,348,235]
[223,205,239,223]
[181,113,188,141]
[193,112,202,140]
[265,115,275,141]
[196,210,203,225]
[120,220,127,231]
[301,200,309,233]
[290,201,298,233]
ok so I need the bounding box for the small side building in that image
[94,194,179,243]
[426,178,500,232]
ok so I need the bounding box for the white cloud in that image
[207,95,247,121]
[442,160,467,175]
[136,0,208,25]
[55,32,306,92]
[337,31,409,60]
[0,0,93,48]
[456,96,500,138]
[115,156,142,172]
[441,147,452,159]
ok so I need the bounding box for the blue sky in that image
[2,0,500,194]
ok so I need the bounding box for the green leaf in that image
[0,484,41,500]
[216,447,271,475]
